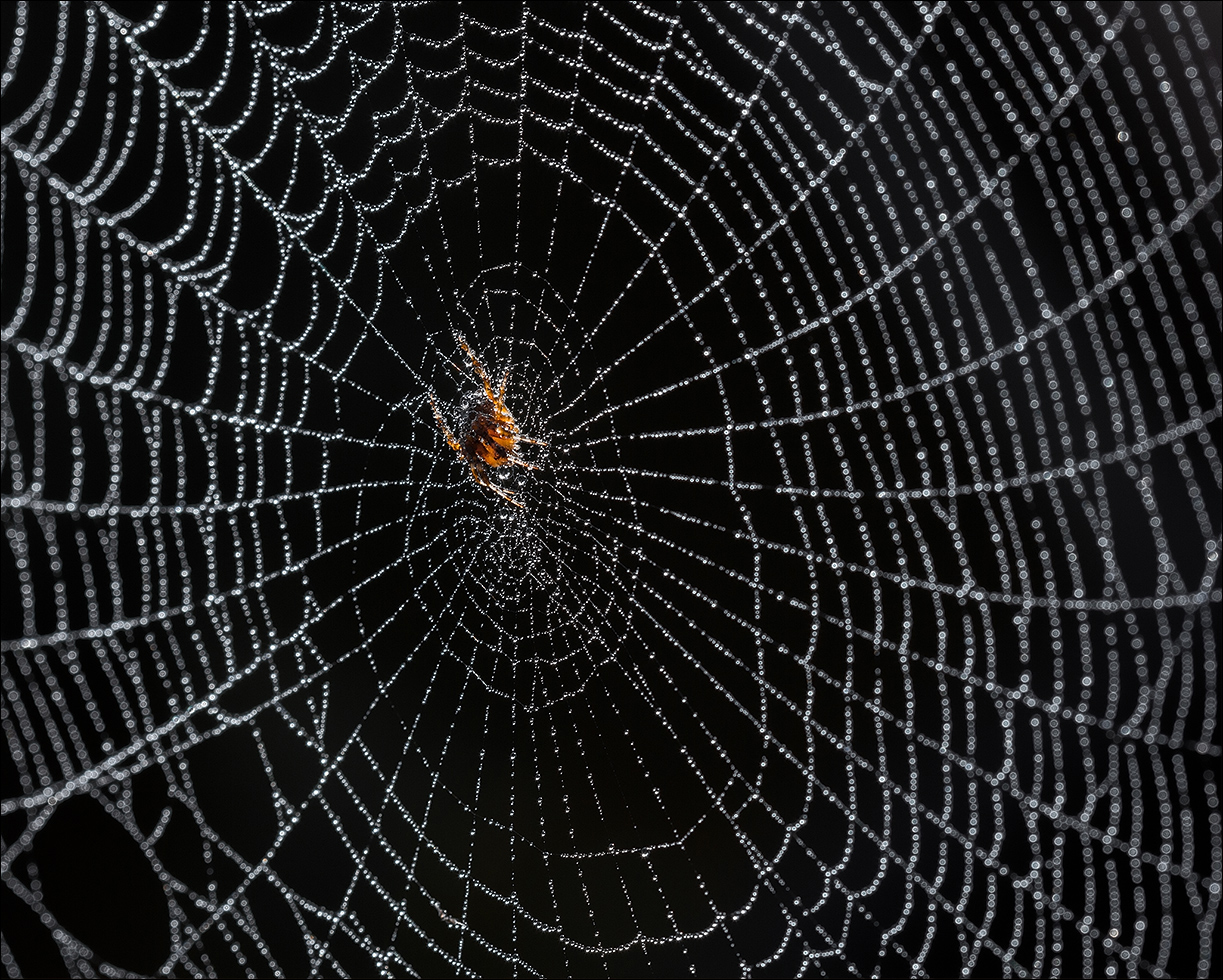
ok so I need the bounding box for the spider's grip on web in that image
[428,337,545,507]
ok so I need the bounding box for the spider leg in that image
[506,453,540,471]
[458,335,498,399]
[429,394,463,454]
[474,466,525,507]
[490,483,526,508]
[468,462,524,508]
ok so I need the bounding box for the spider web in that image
[2,1,1220,977]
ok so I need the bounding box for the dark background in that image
[2,2,1220,977]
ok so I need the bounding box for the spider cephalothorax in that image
[429,336,545,507]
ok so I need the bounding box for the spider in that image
[429,335,546,507]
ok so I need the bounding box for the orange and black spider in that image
[428,336,546,508]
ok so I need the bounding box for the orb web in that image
[2,2,1220,977]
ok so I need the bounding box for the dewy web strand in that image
[1,2,1220,978]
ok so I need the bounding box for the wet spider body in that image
[429,337,545,507]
